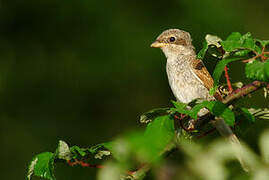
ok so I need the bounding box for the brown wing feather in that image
[192,59,223,101]
[191,59,214,90]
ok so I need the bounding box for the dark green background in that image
[1,0,269,179]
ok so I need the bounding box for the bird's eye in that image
[169,37,176,42]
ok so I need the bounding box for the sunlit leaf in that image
[55,140,72,160]
[221,32,261,53]
[245,60,269,82]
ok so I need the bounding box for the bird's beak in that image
[150,41,166,48]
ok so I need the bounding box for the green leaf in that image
[195,101,235,125]
[197,41,208,59]
[171,100,189,114]
[212,57,243,89]
[70,146,87,158]
[88,143,111,154]
[27,152,56,180]
[69,143,111,160]
[221,32,241,52]
[111,115,175,164]
[171,100,235,125]
[144,115,175,151]
[265,60,269,79]
[245,60,269,82]
[233,49,251,57]
[240,107,255,123]
[221,32,260,53]
[140,107,170,124]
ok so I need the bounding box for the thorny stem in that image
[224,66,233,92]
[243,47,269,62]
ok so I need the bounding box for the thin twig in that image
[224,65,233,92]
[67,159,104,168]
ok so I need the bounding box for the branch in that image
[222,81,265,104]
[190,81,267,130]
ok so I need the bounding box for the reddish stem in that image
[67,159,104,168]
[174,113,195,132]
[224,65,233,93]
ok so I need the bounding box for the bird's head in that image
[151,29,195,58]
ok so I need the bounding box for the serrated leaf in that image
[140,107,170,124]
[212,57,243,90]
[221,32,261,53]
[27,152,56,180]
[240,107,255,123]
[245,60,269,82]
[221,32,242,52]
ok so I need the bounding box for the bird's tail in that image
[213,117,249,172]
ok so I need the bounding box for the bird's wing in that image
[191,59,214,90]
[191,59,223,101]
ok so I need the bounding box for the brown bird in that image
[151,29,247,170]
[151,29,215,104]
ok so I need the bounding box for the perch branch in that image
[222,81,264,104]
[189,81,267,130]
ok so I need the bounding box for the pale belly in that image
[166,64,212,103]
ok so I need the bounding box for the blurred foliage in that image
[1,0,269,180]
[27,30,269,179]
